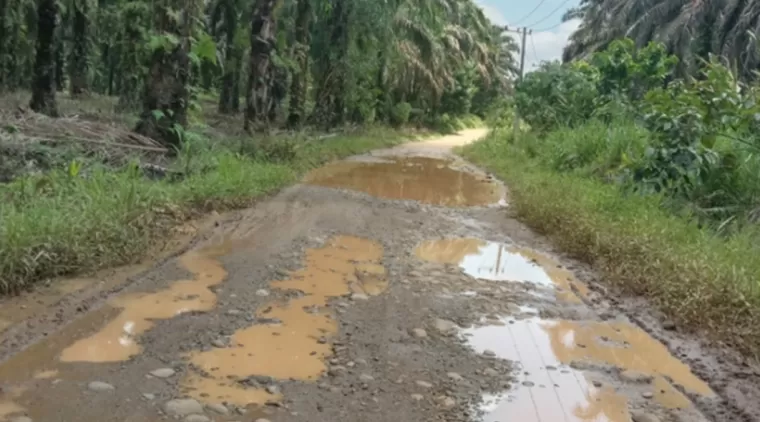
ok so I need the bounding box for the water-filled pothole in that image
[303,156,502,207]
[415,238,588,302]
[180,235,387,407]
[462,317,713,421]
[58,242,233,363]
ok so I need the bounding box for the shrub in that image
[390,102,412,127]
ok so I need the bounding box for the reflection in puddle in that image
[415,238,588,301]
[59,242,232,362]
[181,236,387,407]
[303,156,502,207]
[462,317,713,421]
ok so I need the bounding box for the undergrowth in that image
[461,130,760,359]
[0,126,413,294]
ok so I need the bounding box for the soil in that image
[0,128,759,422]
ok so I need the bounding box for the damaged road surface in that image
[1,128,759,422]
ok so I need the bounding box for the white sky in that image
[475,0,581,71]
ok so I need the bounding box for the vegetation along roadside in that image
[1,0,510,294]
[462,38,760,360]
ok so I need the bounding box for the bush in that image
[515,61,599,131]
[390,102,412,127]
[461,131,760,358]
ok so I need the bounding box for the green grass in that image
[460,129,760,359]
[0,126,414,294]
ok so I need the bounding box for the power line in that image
[525,0,573,28]
[533,21,564,32]
[512,0,549,25]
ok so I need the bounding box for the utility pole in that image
[503,26,531,140]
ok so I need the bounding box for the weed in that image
[0,127,418,294]
[462,131,760,359]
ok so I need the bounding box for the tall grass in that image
[461,129,760,359]
[0,127,414,294]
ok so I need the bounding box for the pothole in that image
[59,241,233,363]
[180,235,387,407]
[415,238,588,302]
[461,316,713,421]
[303,156,503,207]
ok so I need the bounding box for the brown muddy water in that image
[59,242,232,363]
[304,156,503,207]
[432,234,715,422]
[180,235,387,407]
[0,132,743,422]
[461,315,714,421]
[415,238,589,302]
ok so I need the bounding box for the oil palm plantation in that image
[564,0,760,81]
[6,0,515,143]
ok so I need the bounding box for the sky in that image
[474,0,582,71]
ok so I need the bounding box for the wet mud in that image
[415,238,588,302]
[60,242,232,362]
[0,128,757,422]
[181,236,387,407]
[461,315,713,422]
[304,156,503,207]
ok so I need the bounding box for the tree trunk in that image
[218,47,242,113]
[55,28,65,91]
[311,0,349,127]
[269,61,288,122]
[0,0,8,90]
[117,5,146,111]
[286,0,311,128]
[244,0,278,131]
[30,0,59,116]
[231,64,240,110]
[135,2,190,147]
[69,0,89,96]
[218,11,239,114]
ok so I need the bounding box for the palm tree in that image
[29,0,59,116]
[244,0,279,130]
[563,0,760,81]
[209,0,247,113]
[135,0,192,147]
[286,0,311,127]
[68,0,90,95]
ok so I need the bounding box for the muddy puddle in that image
[0,387,26,421]
[0,214,222,339]
[415,238,588,302]
[462,316,713,421]
[303,156,502,207]
[58,241,232,363]
[180,235,387,407]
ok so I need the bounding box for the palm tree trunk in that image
[135,2,190,147]
[0,0,8,90]
[218,13,239,114]
[69,0,89,95]
[244,0,278,131]
[55,24,65,92]
[312,0,349,126]
[117,4,145,110]
[286,0,311,128]
[30,0,59,116]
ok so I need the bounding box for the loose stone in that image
[150,368,176,378]
[87,381,115,392]
[163,399,204,417]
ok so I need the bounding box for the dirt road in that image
[0,128,758,422]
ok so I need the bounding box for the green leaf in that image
[192,32,218,65]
